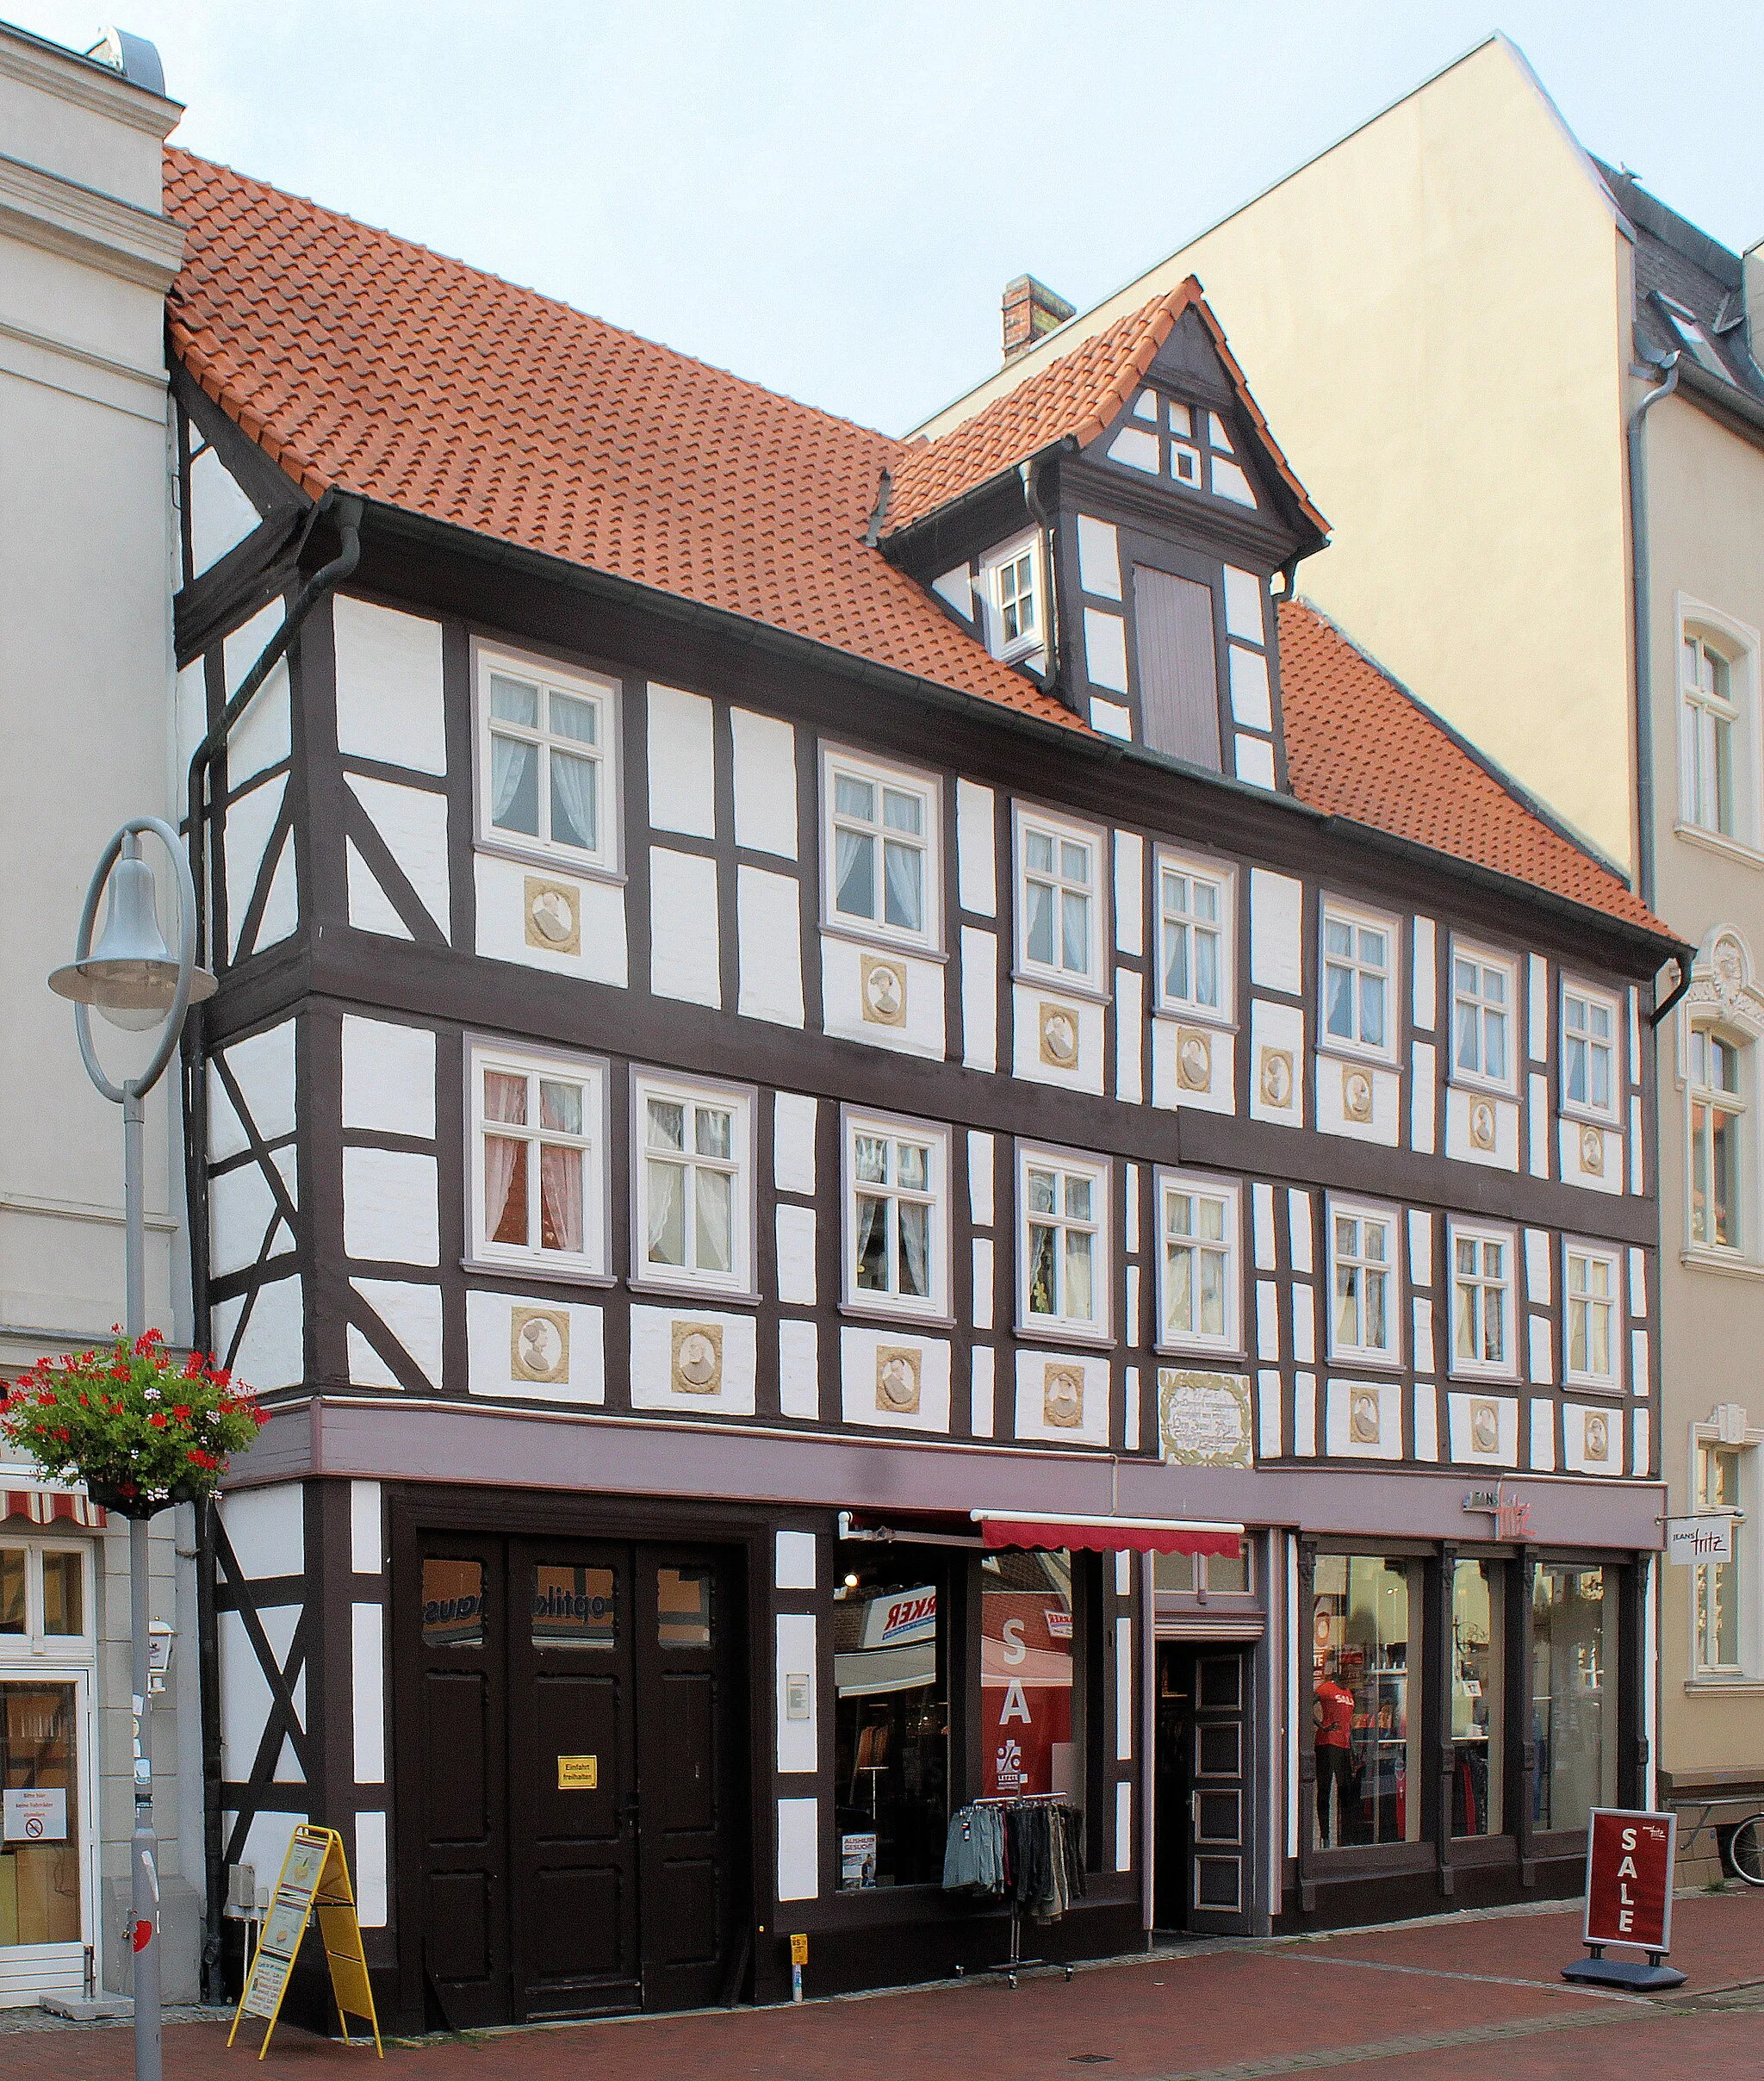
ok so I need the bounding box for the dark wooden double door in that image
[407,1533,746,2024]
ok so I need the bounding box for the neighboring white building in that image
[0,22,202,2006]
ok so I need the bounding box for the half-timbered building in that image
[163,150,1689,2024]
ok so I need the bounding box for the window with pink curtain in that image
[478,1059,594,1262]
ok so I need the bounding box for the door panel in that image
[1187,1649,1252,1935]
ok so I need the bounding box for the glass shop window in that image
[420,1558,487,1649]
[1450,1560,1505,1837]
[0,1680,81,1946]
[980,1549,1076,1798]
[833,1554,950,1889]
[0,1552,22,1635]
[657,1568,712,1649]
[1311,1554,1421,1848]
[531,1564,616,1649]
[1531,1564,1616,1831]
[1153,1548,1252,1594]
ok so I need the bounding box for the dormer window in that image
[1104,389,1257,508]
[979,531,1042,664]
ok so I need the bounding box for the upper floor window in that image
[1320,901,1395,1059]
[979,532,1042,663]
[476,647,618,873]
[0,1541,90,1651]
[1451,947,1514,1090]
[844,1110,949,1319]
[1158,853,1233,1022]
[1016,807,1104,993]
[1562,984,1619,1121]
[470,1041,606,1276]
[1694,1439,1748,1675]
[1158,1171,1239,1355]
[1682,631,1738,836]
[1018,1145,1110,1341]
[633,1072,753,1294]
[1564,1243,1621,1391]
[822,748,940,951]
[1450,1222,1514,1378]
[1329,1201,1399,1366]
[1689,1026,1744,1252]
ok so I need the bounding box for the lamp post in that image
[49,818,215,2081]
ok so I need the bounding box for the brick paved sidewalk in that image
[1,1892,1756,2081]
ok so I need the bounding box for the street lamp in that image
[49,818,215,2081]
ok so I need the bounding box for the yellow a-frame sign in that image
[228,1824,383,2059]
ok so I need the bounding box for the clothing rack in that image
[950,1794,1078,1991]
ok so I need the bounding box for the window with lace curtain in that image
[469,1042,607,1276]
[631,1072,754,1294]
[475,645,618,872]
[819,746,941,953]
[842,1109,949,1319]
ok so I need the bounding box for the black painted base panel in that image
[1272,1849,1584,1933]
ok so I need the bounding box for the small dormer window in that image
[979,531,1042,664]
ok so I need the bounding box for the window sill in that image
[819,920,948,966]
[1682,1675,1764,1693]
[474,835,625,885]
[1674,821,1764,872]
[626,1277,760,1308]
[1011,967,1111,1007]
[1316,1040,1401,1075]
[1444,1370,1521,1388]
[1328,1350,1404,1373]
[1447,1073,1519,1104]
[1560,1102,1622,1131]
[1562,1377,1625,1398]
[1680,1247,1764,1282]
[1014,1320,1115,1351]
[838,1301,957,1333]
[1153,1341,1247,1367]
[1152,1006,1239,1034]
[460,1256,616,1290]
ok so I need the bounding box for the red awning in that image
[972,1510,1241,1558]
[2,1489,106,1529]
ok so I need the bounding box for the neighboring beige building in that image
[918,34,1764,1878]
[0,22,205,2003]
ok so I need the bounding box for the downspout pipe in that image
[1627,353,1679,910]
[183,488,360,2003]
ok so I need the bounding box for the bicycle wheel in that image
[1727,1814,1764,1885]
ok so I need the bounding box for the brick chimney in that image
[1002,275,1075,362]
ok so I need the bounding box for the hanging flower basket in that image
[1,1329,265,1520]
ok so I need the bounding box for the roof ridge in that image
[163,146,912,456]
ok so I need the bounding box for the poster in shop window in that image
[981,1579,1073,1797]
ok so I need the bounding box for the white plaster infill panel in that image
[956,780,997,917]
[1323,1379,1402,1460]
[650,848,721,1006]
[1444,1086,1519,1171]
[348,1278,444,1390]
[347,775,450,937]
[778,1318,819,1420]
[225,772,293,960]
[189,441,261,577]
[220,1482,304,1580]
[1115,967,1145,1104]
[210,1021,297,1159]
[343,1148,439,1267]
[332,596,447,775]
[352,1603,386,1783]
[1113,833,1144,957]
[1249,870,1303,994]
[1013,1348,1111,1447]
[219,1603,300,1780]
[210,1148,295,1280]
[223,606,290,786]
[838,1325,951,1434]
[774,1204,817,1307]
[1011,986,1105,1096]
[823,937,945,1060]
[1249,1000,1305,1127]
[1315,1055,1399,1147]
[775,1531,817,1591]
[351,1482,383,1575]
[474,853,627,987]
[775,1612,817,1774]
[630,1304,757,1416]
[1562,1401,1622,1476]
[777,1797,818,1902]
[347,841,410,941]
[1559,1118,1622,1195]
[1151,1017,1235,1115]
[960,928,997,1073]
[210,1275,303,1390]
[773,1093,818,1196]
[354,1812,388,1929]
[730,708,798,858]
[1411,916,1437,1031]
[464,1289,605,1405]
[342,1016,437,1140]
[736,866,804,1028]
[1444,1392,1519,1469]
[647,684,717,838]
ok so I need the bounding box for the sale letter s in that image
[1002,1618,1027,1666]
[1621,1828,1637,1850]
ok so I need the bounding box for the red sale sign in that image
[1583,1809,1676,1953]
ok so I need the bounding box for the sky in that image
[11,3,1763,433]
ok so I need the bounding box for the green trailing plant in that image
[1,1328,264,1518]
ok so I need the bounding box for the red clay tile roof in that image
[163,148,1078,733]
[1279,600,1664,934]
[163,150,1664,941]
[885,281,1328,537]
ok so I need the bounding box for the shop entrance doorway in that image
[405,1533,747,2027]
[1153,1644,1253,1935]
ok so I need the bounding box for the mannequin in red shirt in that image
[1314,1679,1357,1844]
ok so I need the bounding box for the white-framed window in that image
[469,1040,608,1277]
[1563,1242,1622,1391]
[631,1072,754,1295]
[1328,1200,1401,1367]
[1015,804,1106,994]
[1017,1144,1110,1340]
[1689,1025,1745,1252]
[1449,1221,1515,1378]
[1156,1171,1239,1355]
[1562,982,1620,1121]
[0,1536,93,1656]
[820,745,941,952]
[1682,630,1738,836]
[1693,1438,1748,1676]
[1320,899,1396,1059]
[1450,944,1516,1091]
[1157,851,1233,1023]
[979,531,1043,663]
[843,1109,950,1320]
[475,643,618,873]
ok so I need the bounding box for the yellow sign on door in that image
[557,1754,599,1789]
[227,1825,382,2060]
